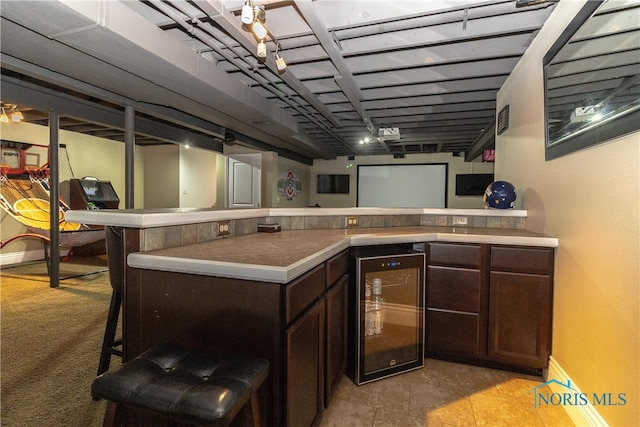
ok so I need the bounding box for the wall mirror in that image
[544,0,640,160]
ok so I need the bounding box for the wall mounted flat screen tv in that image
[455,173,494,196]
[317,174,350,194]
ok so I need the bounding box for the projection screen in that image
[357,164,448,208]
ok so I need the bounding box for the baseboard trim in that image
[546,356,609,427]
[0,249,45,266]
[0,249,72,267]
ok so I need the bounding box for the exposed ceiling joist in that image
[0,0,568,160]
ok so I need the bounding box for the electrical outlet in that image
[217,220,231,236]
[346,216,359,227]
[453,216,468,226]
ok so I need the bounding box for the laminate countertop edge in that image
[66,207,527,227]
[127,229,558,284]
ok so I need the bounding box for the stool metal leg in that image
[97,290,123,377]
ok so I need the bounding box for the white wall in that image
[311,153,494,208]
[179,145,218,208]
[141,145,180,208]
[496,1,639,425]
[214,152,227,208]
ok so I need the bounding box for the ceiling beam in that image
[465,120,496,161]
[1,74,224,152]
[196,0,342,128]
[293,0,390,154]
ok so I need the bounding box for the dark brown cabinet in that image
[426,242,554,372]
[324,275,348,406]
[286,298,325,427]
[126,249,349,427]
[427,243,486,358]
[284,250,349,426]
[488,246,554,369]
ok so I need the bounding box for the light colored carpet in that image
[1,257,117,426]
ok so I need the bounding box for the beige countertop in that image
[66,207,527,228]
[127,226,558,283]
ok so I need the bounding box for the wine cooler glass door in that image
[355,253,425,384]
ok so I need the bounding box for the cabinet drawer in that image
[429,243,481,268]
[286,264,326,324]
[490,246,554,275]
[427,309,480,356]
[428,266,481,313]
[326,250,349,288]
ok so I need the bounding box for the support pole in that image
[49,111,60,288]
[124,106,135,209]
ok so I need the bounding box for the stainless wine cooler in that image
[348,244,425,385]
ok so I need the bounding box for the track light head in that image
[0,104,23,123]
[275,54,287,72]
[257,40,267,58]
[11,110,23,123]
[252,21,268,40]
[241,3,254,24]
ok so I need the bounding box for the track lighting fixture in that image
[240,1,287,72]
[251,20,268,40]
[241,0,254,24]
[11,110,23,122]
[275,44,287,72]
[275,54,287,71]
[257,39,267,58]
[0,104,22,123]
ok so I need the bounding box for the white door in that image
[227,154,261,208]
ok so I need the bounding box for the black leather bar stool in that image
[92,343,270,427]
[96,226,124,377]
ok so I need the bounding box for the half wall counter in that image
[66,207,558,427]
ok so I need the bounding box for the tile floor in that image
[320,358,575,427]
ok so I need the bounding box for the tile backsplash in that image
[140,213,525,251]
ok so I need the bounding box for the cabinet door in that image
[325,275,348,407]
[286,299,325,427]
[488,271,552,368]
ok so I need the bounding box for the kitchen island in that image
[67,208,557,427]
